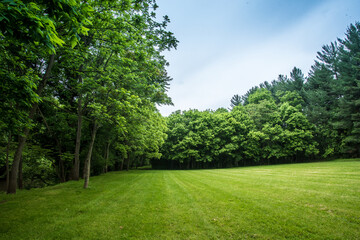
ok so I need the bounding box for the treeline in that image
[155,22,360,169]
[0,0,177,193]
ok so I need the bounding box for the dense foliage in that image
[1,0,359,190]
[0,0,177,192]
[156,22,360,169]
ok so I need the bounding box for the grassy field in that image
[0,159,359,239]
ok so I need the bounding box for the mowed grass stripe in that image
[177,170,319,239]
[192,164,360,214]
[178,162,360,238]
[0,159,359,239]
[0,172,147,239]
[195,162,360,198]
[168,170,279,239]
[162,172,221,239]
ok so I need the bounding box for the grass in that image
[0,159,359,239]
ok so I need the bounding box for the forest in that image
[156,22,360,169]
[0,0,177,193]
[1,0,360,193]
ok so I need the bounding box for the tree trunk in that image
[7,54,55,194]
[83,121,98,189]
[104,141,110,173]
[38,105,65,182]
[5,133,11,190]
[126,155,130,171]
[58,142,65,183]
[18,156,23,189]
[120,157,124,171]
[71,71,83,180]
[7,133,28,193]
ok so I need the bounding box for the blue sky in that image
[155,0,360,116]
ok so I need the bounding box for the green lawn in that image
[1,159,360,239]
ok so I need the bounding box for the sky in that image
[155,0,360,116]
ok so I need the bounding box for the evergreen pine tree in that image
[333,23,360,156]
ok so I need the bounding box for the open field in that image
[1,159,359,239]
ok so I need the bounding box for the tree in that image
[245,89,282,164]
[229,106,255,165]
[72,0,177,187]
[1,0,92,194]
[230,94,242,108]
[305,61,340,157]
[1,0,178,192]
[245,88,279,130]
[279,103,318,161]
[333,23,360,157]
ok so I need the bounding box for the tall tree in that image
[230,94,242,108]
[305,61,340,157]
[333,23,360,157]
[1,0,92,193]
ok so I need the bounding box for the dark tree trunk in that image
[18,156,23,189]
[104,141,110,173]
[120,158,124,171]
[71,78,83,180]
[83,121,98,189]
[38,105,65,182]
[57,142,65,183]
[7,133,28,193]
[7,55,55,194]
[126,155,130,171]
[5,133,11,191]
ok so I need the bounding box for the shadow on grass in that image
[331,158,360,162]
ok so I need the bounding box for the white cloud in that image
[158,0,360,116]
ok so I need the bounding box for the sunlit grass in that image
[1,159,359,239]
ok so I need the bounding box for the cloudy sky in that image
[155,0,360,116]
